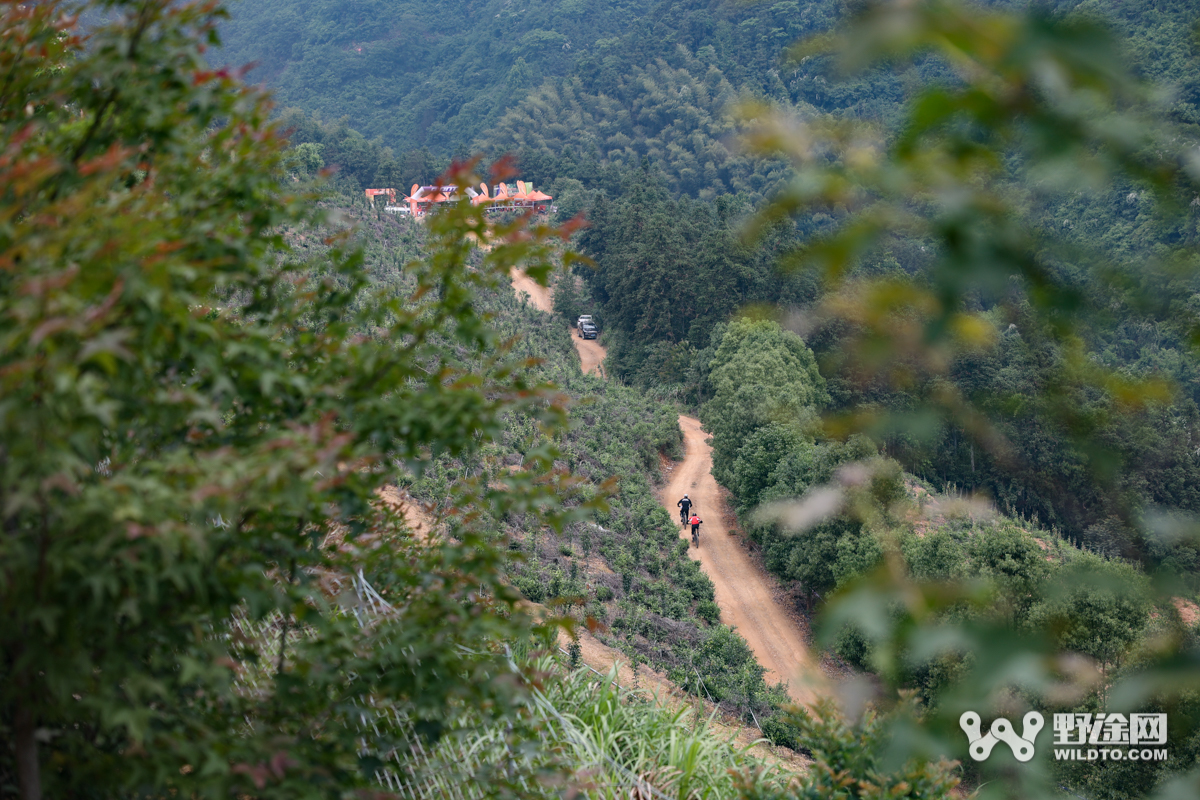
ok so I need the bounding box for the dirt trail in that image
[511,268,822,703]
[507,268,818,741]
[510,268,554,314]
[377,485,436,539]
[573,333,606,377]
[510,269,606,376]
[663,415,825,708]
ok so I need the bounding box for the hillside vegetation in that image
[0,4,840,794]
[18,0,1200,797]
[299,206,795,724]
[218,0,819,157]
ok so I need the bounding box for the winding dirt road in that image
[511,269,605,376]
[510,268,553,313]
[511,268,822,707]
[663,416,824,708]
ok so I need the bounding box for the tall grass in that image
[391,656,793,799]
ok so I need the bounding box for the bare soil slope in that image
[510,268,554,313]
[663,415,826,708]
[378,485,435,539]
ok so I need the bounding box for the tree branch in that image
[14,685,40,800]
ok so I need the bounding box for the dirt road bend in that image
[510,269,605,376]
[664,415,824,708]
[510,268,553,314]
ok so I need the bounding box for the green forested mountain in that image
[228,0,1200,794]
[217,0,802,155]
[481,58,786,199]
[218,0,867,198]
[221,0,1198,202]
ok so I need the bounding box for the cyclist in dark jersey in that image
[677,494,692,525]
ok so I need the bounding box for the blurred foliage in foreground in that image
[0,0,590,795]
[733,1,1200,798]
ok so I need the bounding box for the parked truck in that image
[577,315,598,339]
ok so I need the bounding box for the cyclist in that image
[677,494,692,526]
[688,513,703,547]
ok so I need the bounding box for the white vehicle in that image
[576,315,593,327]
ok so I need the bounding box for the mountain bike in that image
[679,506,690,526]
[691,522,700,548]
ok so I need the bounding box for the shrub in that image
[834,623,873,670]
[514,574,547,603]
[761,711,808,752]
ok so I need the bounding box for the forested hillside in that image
[310,206,801,726]
[218,0,821,157]
[216,0,1200,796]
[0,4,902,789]
[18,0,1200,795]
[221,0,1198,200]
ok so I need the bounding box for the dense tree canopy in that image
[700,319,825,489]
[739,1,1200,797]
[0,1,579,795]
